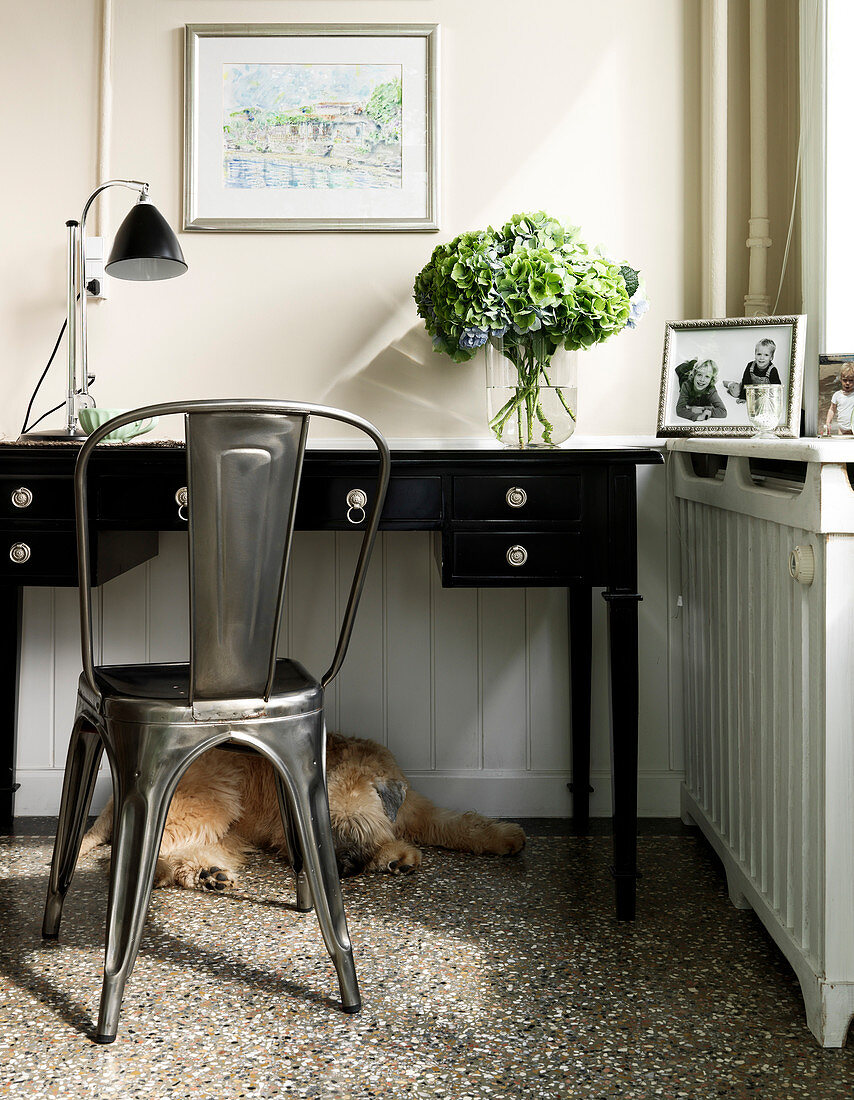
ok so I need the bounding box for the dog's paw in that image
[465,819,526,856]
[154,858,238,891]
[490,822,526,855]
[371,841,422,875]
[388,848,421,874]
[198,865,236,891]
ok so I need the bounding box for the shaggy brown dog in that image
[79,733,526,890]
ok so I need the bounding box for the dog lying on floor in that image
[79,732,526,890]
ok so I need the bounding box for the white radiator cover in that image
[671,440,854,1047]
[13,462,678,820]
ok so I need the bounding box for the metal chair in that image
[41,399,390,1043]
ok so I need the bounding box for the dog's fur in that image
[79,732,526,891]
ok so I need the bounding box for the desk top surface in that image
[0,435,664,466]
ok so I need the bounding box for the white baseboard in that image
[12,768,684,819]
[14,771,113,817]
[406,772,683,817]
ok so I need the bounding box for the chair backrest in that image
[75,400,390,707]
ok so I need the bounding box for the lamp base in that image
[18,426,89,442]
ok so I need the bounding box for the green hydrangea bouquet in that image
[413,212,647,445]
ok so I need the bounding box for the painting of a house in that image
[223,63,403,189]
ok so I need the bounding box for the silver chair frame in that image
[41,400,390,1043]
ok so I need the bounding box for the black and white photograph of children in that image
[657,316,805,437]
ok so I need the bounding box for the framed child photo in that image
[818,353,854,437]
[657,315,806,437]
[184,23,440,232]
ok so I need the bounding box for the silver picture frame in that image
[184,23,440,232]
[657,315,806,437]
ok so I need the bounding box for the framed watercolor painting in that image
[184,23,439,232]
[657,316,806,437]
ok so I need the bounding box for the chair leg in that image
[256,719,360,1013]
[43,718,104,939]
[94,730,188,1044]
[274,772,313,912]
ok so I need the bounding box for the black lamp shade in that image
[105,201,188,281]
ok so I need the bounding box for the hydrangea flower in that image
[413,212,645,364]
[626,285,650,330]
[459,327,489,350]
[413,212,648,443]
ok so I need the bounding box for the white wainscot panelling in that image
[15,464,677,817]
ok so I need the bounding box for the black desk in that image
[0,441,662,919]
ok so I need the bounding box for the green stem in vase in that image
[488,340,574,446]
[489,365,540,444]
[525,384,535,445]
[487,342,526,441]
[539,363,576,422]
[535,392,554,444]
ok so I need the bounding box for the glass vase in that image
[485,338,577,448]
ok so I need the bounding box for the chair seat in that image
[88,658,322,724]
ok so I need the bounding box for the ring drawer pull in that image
[11,487,33,509]
[9,542,31,564]
[175,487,189,523]
[506,487,527,508]
[506,544,528,567]
[346,488,368,525]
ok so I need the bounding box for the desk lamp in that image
[29,179,187,439]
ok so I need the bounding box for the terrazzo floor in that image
[1,823,852,1099]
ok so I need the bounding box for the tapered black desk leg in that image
[0,587,22,829]
[567,585,593,833]
[603,589,642,921]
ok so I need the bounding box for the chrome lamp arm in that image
[27,178,186,440]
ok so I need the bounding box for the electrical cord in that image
[20,293,95,435]
[20,317,67,434]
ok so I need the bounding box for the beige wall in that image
[1,0,700,441]
[3,0,702,816]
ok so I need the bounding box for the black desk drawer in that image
[97,475,187,528]
[98,473,444,530]
[0,528,77,582]
[452,476,582,522]
[0,526,158,587]
[296,476,441,528]
[449,531,583,584]
[0,477,73,520]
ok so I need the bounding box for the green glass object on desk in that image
[77,407,157,442]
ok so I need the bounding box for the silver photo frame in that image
[657,315,806,437]
[184,23,440,232]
